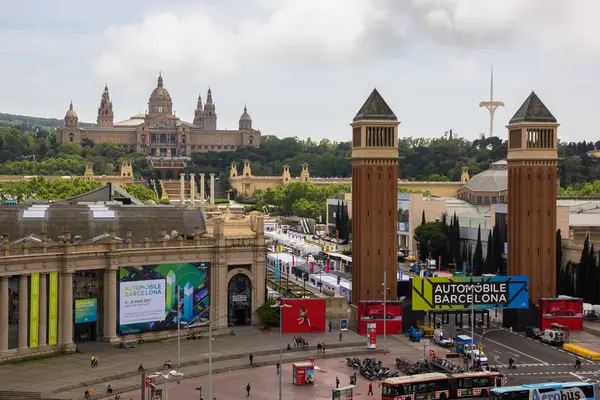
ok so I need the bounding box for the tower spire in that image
[479,66,504,137]
[158,71,163,88]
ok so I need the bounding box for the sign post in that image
[140,372,146,400]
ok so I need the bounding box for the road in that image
[430,313,600,386]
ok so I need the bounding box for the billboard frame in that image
[412,275,529,311]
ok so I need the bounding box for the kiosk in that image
[333,385,355,400]
[292,362,315,385]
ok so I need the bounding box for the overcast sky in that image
[1,0,599,143]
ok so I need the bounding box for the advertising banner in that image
[29,273,40,349]
[411,276,529,311]
[539,297,584,331]
[367,323,376,348]
[274,262,279,281]
[281,298,326,333]
[357,300,403,335]
[120,279,166,325]
[48,272,58,346]
[118,263,210,335]
[75,298,98,324]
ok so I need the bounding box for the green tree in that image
[0,177,102,202]
[123,183,159,203]
[414,222,448,263]
[472,225,484,276]
[484,230,494,274]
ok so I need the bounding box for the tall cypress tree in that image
[421,210,426,225]
[484,230,493,274]
[335,200,341,238]
[577,234,590,298]
[473,225,483,276]
[454,214,462,271]
[556,229,563,295]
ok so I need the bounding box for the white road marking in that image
[474,332,549,364]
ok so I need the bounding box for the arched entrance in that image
[228,274,252,326]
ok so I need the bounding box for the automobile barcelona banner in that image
[412,276,529,310]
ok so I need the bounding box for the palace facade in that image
[56,73,261,157]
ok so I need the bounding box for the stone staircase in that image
[161,179,197,203]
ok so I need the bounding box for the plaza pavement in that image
[0,327,429,400]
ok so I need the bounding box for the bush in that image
[214,198,230,205]
[158,198,170,205]
[257,298,280,327]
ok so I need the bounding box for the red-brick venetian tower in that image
[350,89,399,324]
[507,91,559,304]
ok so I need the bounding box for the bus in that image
[490,381,596,400]
[382,371,505,399]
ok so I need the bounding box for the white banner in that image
[120,279,166,325]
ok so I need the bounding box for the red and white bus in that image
[382,371,506,400]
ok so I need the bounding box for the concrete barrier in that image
[563,343,600,360]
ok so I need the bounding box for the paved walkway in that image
[0,327,384,400]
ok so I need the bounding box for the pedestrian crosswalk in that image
[497,362,597,368]
[508,370,600,377]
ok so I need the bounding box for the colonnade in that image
[0,272,74,353]
[179,173,215,206]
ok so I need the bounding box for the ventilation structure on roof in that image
[23,205,50,219]
[89,204,115,219]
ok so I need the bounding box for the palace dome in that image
[149,73,172,102]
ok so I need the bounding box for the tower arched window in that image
[248,136,254,145]
[141,133,147,146]
[182,134,187,144]
[68,133,74,142]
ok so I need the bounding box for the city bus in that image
[490,381,596,400]
[382,371,505,399]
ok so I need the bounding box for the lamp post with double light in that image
[148,370,184,400]
[271,300,292,400]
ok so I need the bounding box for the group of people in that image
[292,336,309,350]
[335,375,374,396]
[316,342,327,354]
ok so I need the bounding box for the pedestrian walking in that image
[322,343,326,354]
[246,382,251,396]
[293,336,296,347]
[368,382,374,396]
[317,343,322,354]
[329,321,332,332]
[339,331,343,342]
[336,376,340,388]
[276,361,280,374]
[249,354,254,365]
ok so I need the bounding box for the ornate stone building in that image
[56,73,261,159]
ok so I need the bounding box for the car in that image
[549,306,574,316]
[525,326,542,339]
[367,309,397,319]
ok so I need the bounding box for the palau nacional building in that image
[0,194,267,362]
[56,73,261,178]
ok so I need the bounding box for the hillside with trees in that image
[1,117,600,188]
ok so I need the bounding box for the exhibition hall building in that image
[0,197,266,362]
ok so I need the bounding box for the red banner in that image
[281,299,326,333]
[368,324,377,348]
[326,260,330,273]
[357,300,403,335]
[292,256,295,266]
[310,262,314,273]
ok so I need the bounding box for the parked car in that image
[540,329,565,346]
[549,306,574,316]
[368,309,397,319]
[526,326,542,339]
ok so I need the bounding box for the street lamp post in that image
[149,371,184,400]
[271,301,292,400]
[382,271,389,354]
[177,285,181,372]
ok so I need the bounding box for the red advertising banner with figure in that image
[358,300,402,335]
[539,297,584,331]
[281,299,326,333]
